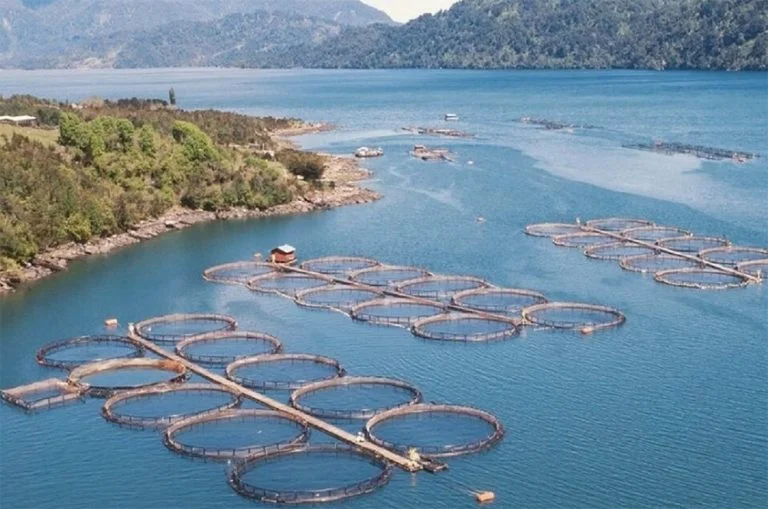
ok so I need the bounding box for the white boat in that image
[354,147,384,158]
[444,113,459,121]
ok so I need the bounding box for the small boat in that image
[444,113,459,121]
[354,147,384,158]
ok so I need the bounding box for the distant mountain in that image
[259,0,768,71]
[0,0,393,67]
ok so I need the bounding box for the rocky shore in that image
[0,153,379,295]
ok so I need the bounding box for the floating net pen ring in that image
[552,232,615,248]
[736,259,768,278]
[411,313,519,342]
[68,358,189,398]
[246,272,331,298]
[698,246,768,267]
[203,261,275,285]
[394,275,491,300]
[348,265,433,287]
[654,268,750,290]
[364,404,505,458]
[294,285,384,314]
[289,376,423,420]
[134,313,237,345]
[522,302,626,332]
[619,254,702,274]
[175,331,283,366]
[226,354,346,391]
[524,222,584,238]
[452,287,548,314]
[164,409,310,461]
[655,236,731,253]
[228,445,393,505]
[620,225,693,242]
[585,217,655,231]
[101,383,241,429]
[300,256,381,275]
[36,335,144,370]
[583,241,658,261]
[349,298,446,328]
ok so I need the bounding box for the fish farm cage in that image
[203,261,275,285]
[36,335,144,370]
[226,354,346,391]
[0,378,84,412]
[395,275,491,301]
[175,330,283,366]
[246,272,330,298]
[349,265,433,287]
[164,409,311,461]
[350,298,446,327]
[525,218,766,291]
[134,313,237,345]
[294,285,383,314]
[67,358,189,398]
[300,256,381,276]
[289,376,423,420]
[411,313,520,342]
[452,287,548,316]
[228,445,394,505]
[101,383,241,429]
[364,404,505,458]
[522,302,626,333]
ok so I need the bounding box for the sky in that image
[362,0,459,23]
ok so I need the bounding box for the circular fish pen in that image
[300,256,380,276]
[350,298,445,327]
[349,265,433,287]
[134,313,237,345]
[656,236,731,253]
[552,232,615,248]
[36,335,144,370]
[226,354,346,391]
[68,358,189,398]
[698,247,768,267]
[621,225,693,242]
[294,285,383,314]
[228,445,393,505]
[524,222,583,238]
[203,261,275,285]
[584,242,658,261]
[175,331,283,366]
[586,218,654,231]
[452,288,548,316]
[654,268,749,290]
[737,260,768,278]
[102,383,241,429]
[290,376,423,420]
[364,404,505,458]
[522,302,626,332]
[411,314,519,342]
[395,276,490,301]
[164,409,310,461]
[247,272,330,298]
[619,254,702,273]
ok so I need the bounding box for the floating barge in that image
[354,147,384,158]
[410,145,453,161]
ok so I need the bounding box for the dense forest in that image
[0,96,326,273]
[263,0,767,71]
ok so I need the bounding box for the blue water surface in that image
[1,69,766,508]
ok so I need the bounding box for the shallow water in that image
[1,69,766,508]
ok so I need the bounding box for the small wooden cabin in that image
[270,245,297,264]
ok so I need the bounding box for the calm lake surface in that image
[1,69,766,508]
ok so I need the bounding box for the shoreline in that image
[0,148,380,296]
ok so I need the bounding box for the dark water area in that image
[1,69,766,508]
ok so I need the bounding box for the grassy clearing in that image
[0,123,59,147]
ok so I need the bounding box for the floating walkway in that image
[526,218,766,290]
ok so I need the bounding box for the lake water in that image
[1,69,766,508]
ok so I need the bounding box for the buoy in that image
[581,326,594,335]
[475,491,496,503]
[105,318,119,328]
